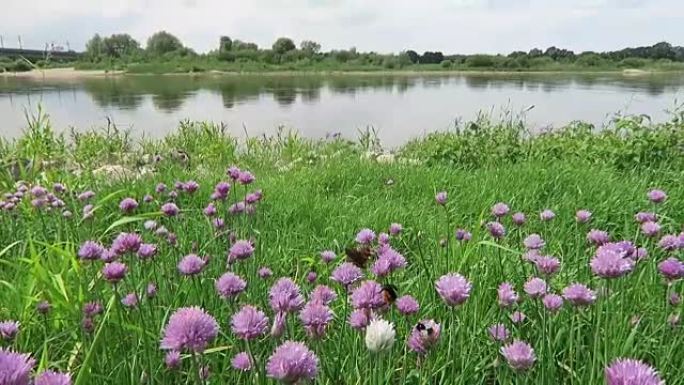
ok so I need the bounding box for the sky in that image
[1,0,681,54]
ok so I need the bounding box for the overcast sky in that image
[1,0,680,54]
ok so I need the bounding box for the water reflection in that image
[0,72,683,144]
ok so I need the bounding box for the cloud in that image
[0,0,681,54]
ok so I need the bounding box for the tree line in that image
[81,31,684,70]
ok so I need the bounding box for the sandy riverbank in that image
[0,66,667,80]
[0,67,124,79]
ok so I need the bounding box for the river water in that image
[1,72,683,146]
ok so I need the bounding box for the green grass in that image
[0,113,683,384]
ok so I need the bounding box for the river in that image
[1,72,683,146]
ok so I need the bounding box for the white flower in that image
[365,319,395,353]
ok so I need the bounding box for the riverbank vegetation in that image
[4,31,684,74]
[0,110,683,384]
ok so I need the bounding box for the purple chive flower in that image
[216,272,247,299]
[81,318,94,333]
[182,181,199,194]
[658,235,681,252]
[161,307,219,353]
[395,295,420,315]
[102,262,127,283]
[523,234,545,250]
[348,309,371,330]
[492,202,510,217]
[434,191,447,206]
[83,302,103,317]
[306,272,317,283]
[270,311,287,338]
[562,283,597,307]
[167,233,178,246]
[78,241,105,261]
[389,223,403,236]
[498,282,519,308]
[501,340,536,371]
[137,243,157,260]
[121,293,138,308]
[161,202,179,217]
[237,171,255,185]
[455,229,472,242]
[231,305,269,340]
[82,204,95,219]
[371,248,406,277]
[266,341,319,384]
[229,202,246,215]
[356,229,376,245]
[168,191,178,200]
[488,323,509,342]
[215,182,231,197]
[510,311,526,324]
[155,226,169,237]
[350,280,386,310]
[78,191,95,201]
[487,222,506,239]
[245,192,261,204]
[299,301,334,338]
[31,186,47,197]
[258,267,273,279]
[542,294,564,312]
[641,221,661,238]
[576,210,592,223]
[605,358,664,385]
[435,273,472,306]
[119,198,138,214]
[512,212,526,226]
[228,240,255,263]
[587,229,610,246]
[231,352,252,372]
[269,278,305,313]
[147,283,157,299]
[407,319,441,355]
[331,263,363,288]
[155,183,167,194]
[657,257,684,281]
[647,189,667,204]
[227,166,241,180]
[320,250,336,264]
[590,247,635,279]
[310,285,337,306]
[0,321,19,340]
[110,232,142,255]
[378,233,390,245]
[524,277,547,298]
[670,292,681,306]
[36,301,51,315]
[535,256,561,276]
[0,349,35,385]
[178,254,206,276]
[35,370,71,385]
[203,203,217,217]
[165,351,181,370]
[540,209,555,221]
[635,212,657,224]
[212,218,225,230]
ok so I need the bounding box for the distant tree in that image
[233,39,259,51]
[508,51,527,58]
[85,34,104,59]
[272,37,296,54]
[528,48,543,58]
[405,50,419,64]
[146,31,183,56]
[300,40,321,56]
[420,51,444,64]
[465,55,495,68]
[102,34,140,58]
[219,36,232,52]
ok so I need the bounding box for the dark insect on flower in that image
[345,246,374,268]
[381,284,398,305]
[415,321,434,336]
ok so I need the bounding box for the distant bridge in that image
[0,48,81,61]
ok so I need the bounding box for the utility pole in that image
[17,35,22,49]
[66,41,70,51]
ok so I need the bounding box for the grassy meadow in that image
[0,111,683,384]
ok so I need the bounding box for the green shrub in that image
[440,60,453,68]
[465,55,495,68]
